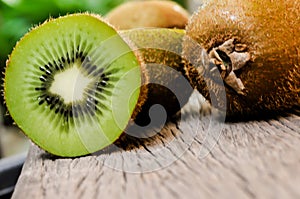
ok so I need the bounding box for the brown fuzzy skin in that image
[130,62,149,120]
[121,29,193,122]
[138,48,192,118]
[106,0,189,30]
[106,1,192,120]
[183,0,300,119]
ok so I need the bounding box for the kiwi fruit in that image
[120,28,194,125]
[107,1,192,124]
[183,0,300,119]
[3,13,148,157]
[105,0,189,30]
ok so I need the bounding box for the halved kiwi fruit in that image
[4,13,148,157]
[183,0,300,119]
[105,0,189,30]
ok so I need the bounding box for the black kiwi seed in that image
[35,87,46,91]
[39,76,47,82]
[53,96,60,104]
[50,103,55,110]
[54,61,60,71]
[68,109,73,118]
[80,55,86,63]
[63,109,68,117]
[100,80,107,87]
[45,96,52,105]
[66,52,71,64]
[55,108,60,114]
[47,62,53,69]
[75,50,82,59]
[38,99,45,105]
[39,66,46,72]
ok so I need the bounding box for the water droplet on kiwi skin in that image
[183,0,300,121]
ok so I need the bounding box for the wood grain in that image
[12,92,300,199]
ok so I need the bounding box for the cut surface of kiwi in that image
[183,0,300,119]
[4,14,144,157]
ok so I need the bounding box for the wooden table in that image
[12,92,300,199]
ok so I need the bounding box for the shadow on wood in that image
[11,92,300,198]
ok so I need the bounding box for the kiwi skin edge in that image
[183,0,300,120]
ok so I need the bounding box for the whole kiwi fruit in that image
[105,0,189,29]
[4,13,149,157]
[120,29,194,125]
[107,1,193,124]
[183,0,300,120]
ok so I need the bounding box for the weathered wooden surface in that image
[12,92,300,199]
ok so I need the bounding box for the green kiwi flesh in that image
[120,29,194,123]
[184,0,300,119]
[4,14,143,157]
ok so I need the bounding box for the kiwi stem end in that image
[208,38,251,95]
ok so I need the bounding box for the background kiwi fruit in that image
[183,0,300,120]
[105,0,189,30]
[4,13,148,157]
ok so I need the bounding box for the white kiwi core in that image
[49,61,93,103]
